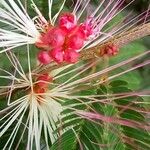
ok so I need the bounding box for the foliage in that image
[51,80,150,150]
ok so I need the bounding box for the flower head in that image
[0,0,150,149]
[0,0,132,64]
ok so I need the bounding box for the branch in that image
[36,22,150,73]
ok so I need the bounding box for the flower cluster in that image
[36,13,94,64]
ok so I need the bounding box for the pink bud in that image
[64,49,79,63]
[67,32,84,50]
[58,13,77,33]
[37,50,52,64]
[37,73,53,88]
[106,44,119,56]
[47,27,65,48]
[49,48,64,63]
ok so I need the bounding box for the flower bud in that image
[35,33,50,49]
[78,23,93,39]
[34,87,46,94]
[47,27,65,48]
[64,49,79,63]
[58,13,77,33]
[37,73,53,89]
[37,50,52,64]
[67,32,84,50]
[100,44,119,56]
[49,48,64,63]
[105,44,119,56]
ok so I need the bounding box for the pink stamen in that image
[77,111,150,130]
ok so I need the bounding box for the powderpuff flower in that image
[0,50,74,149]
[0,0,146,64]
[0,0,150,150]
